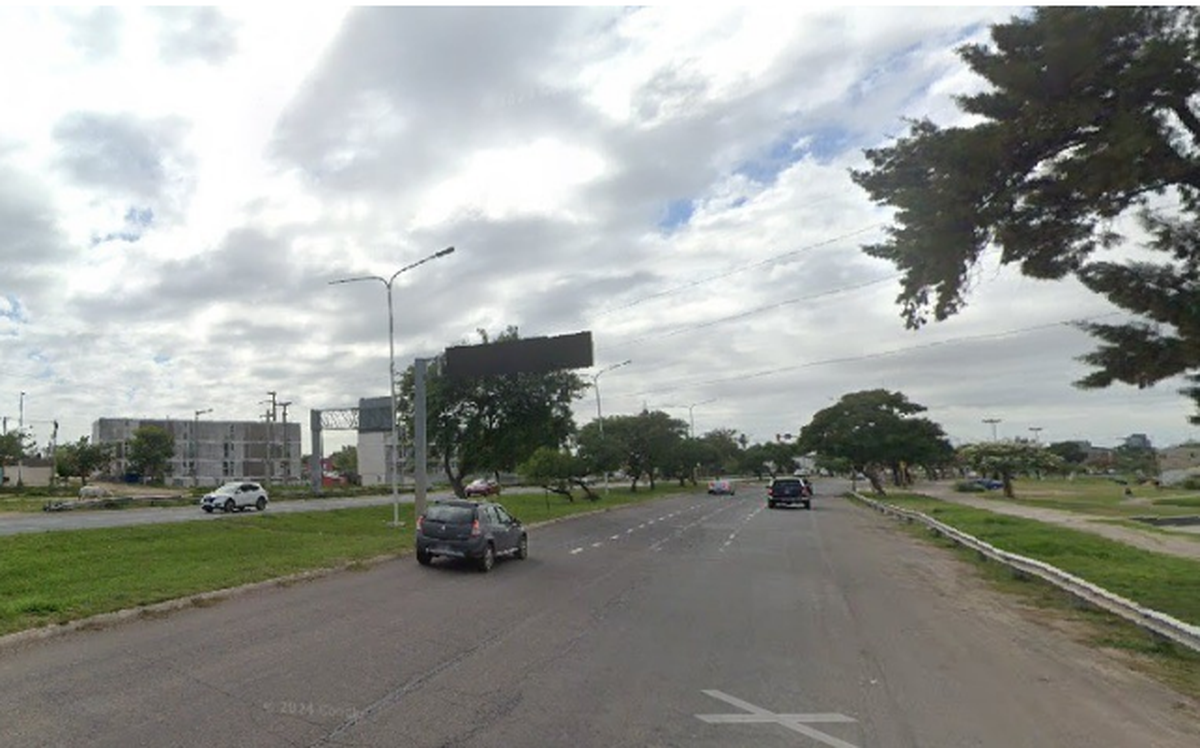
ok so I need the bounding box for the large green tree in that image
[518,446,597,501]
[126,425,175,483]
[55,437,113,485]
[796,390,953,494]
[852,6,1200,422]
[958,441,1064,498]
[577,410,688,491]
[398,327,589,497]
[0,430,31,466]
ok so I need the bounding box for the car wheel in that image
[768,501,776,509]
[477,543,495,573]
[224,498,236,513]
[804,501,812,510]
[255,496,267,511]
[516,534,528,560]
[416,548,432,566]
[202,506,213,514]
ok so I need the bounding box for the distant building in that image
[1124,433,1153,450]
[92,417,301,487]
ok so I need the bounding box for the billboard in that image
[443,331,594,378]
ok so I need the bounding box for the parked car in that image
[707,479,736,495]
[200,482,269,513]
[416,500,527,572]
[767,476,811,509]
[464,478,501,497]
[974,478,1004,490]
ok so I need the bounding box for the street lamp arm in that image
[389,246,455,284]
[329,275,387,287]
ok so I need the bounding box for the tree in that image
[330,445,358,475]
[1112,444,1159,478]
[699,428,744,476]
[851,7,1200,423]
[126,425,175,483]
[577,410,687,491]
[0,430,31,465]
[518,446,596,501]
[661,437,714,486]
[55,437,113,485]
[398,326,589,498]
[1047,441,1089,467]
[796,390,953,494]
[958,441,1064,498]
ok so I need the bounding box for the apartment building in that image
[93,417,302,487]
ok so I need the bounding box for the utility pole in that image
[264,391,278,485]
[1029,426,1043,443]
[279,401,292,482]
[983,418,1001,442]
[18,391,25,487]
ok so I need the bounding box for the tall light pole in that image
[983,418,1001,441]
[17,391,25,487]
[592,359,632,496]
[193,408,212,487]
[1029,426,1043,444]
[330,245,455,527]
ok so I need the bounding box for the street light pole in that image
[983,418,1001,441]
[193,408,212,487]
[592,359,632,496]
[330,245,455,527]
[1029,426,1043,443]
[17,391,24,487]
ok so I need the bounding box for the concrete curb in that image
[847,491,1200,654]
[0,492,681,653]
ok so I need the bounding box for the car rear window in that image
[424,505,476,523]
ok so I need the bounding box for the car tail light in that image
[767,487,774,497]
[416,516,424,531]
[470,519,482,537]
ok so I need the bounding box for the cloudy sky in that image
[2,4,1195,460]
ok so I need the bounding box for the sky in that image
[1,4,1196,461]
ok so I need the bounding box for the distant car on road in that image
[416,500,527,572]
[707,479,736,495]
[464,478,501,497]
[767,476,811,509]
[974,478,1004,490]
[200,482,269,513]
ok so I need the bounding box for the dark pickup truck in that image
[767,477,812,509]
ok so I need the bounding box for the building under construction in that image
[92,417,302,487]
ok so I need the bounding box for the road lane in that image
[1,481,1196,747]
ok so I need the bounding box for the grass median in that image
[0,483,693,638]
[854,491,1200,699]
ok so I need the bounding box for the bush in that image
[1182,477,1200,491]
[955,480,986,493]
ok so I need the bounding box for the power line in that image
[620,312,1125,398]
[612,274,900,348]
[595,223,886,317]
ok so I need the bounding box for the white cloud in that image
[1,5,1195,462]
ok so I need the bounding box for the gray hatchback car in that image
[415,500,528,572]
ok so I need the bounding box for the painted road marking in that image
[591,542,603,548]
[626,528,635,534]
[570,548,583,555]
[696,690,858,748]
[610,534,621,541]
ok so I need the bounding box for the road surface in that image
[0,488,544,536]
[1,480,1196,747]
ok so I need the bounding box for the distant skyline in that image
[2,7,1197,460]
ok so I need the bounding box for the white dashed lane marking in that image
[570,548,583,555]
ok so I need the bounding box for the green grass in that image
[0,483,692,637]
[872,493,1200,626]
[958,477,1200,518]
[858,492,1200,700]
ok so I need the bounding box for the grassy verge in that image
[0,484,691,638]
[979,477,1200,518]
[853,491,1200,700]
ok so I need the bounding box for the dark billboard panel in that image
[443,331,594,378]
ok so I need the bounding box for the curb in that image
[847,491,1200,654]
[0,491,682,653]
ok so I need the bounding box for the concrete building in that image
[93,417,302,487]
[1159,443,1200,472]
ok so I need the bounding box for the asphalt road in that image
[0,488,523,536]
[1,479,1197,747]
